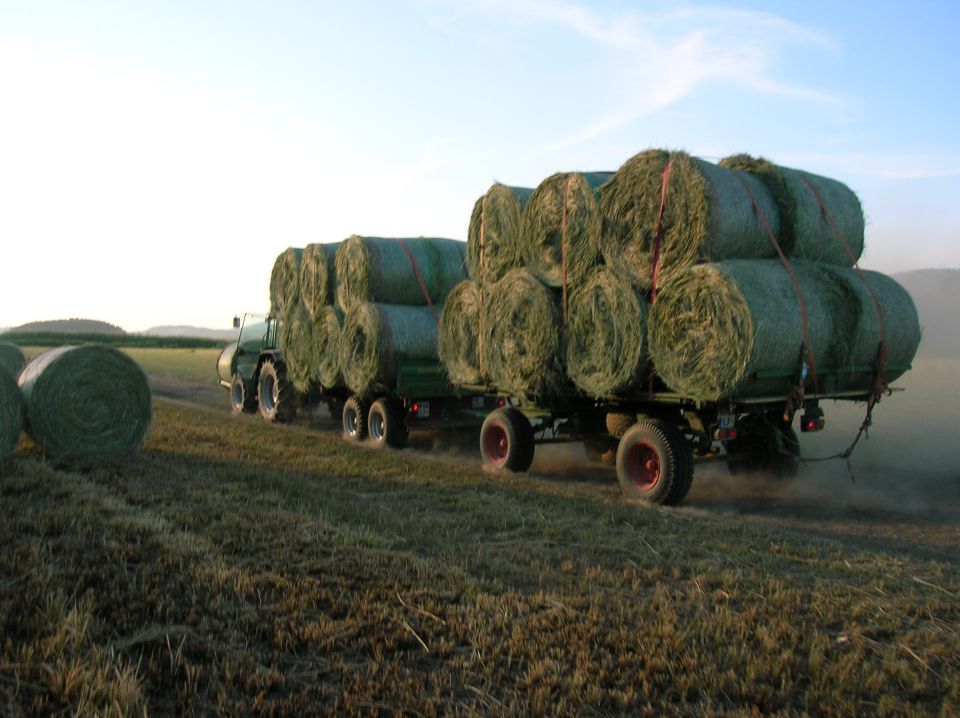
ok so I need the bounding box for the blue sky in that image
[1,0,957,330]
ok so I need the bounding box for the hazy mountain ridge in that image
[9,318,126,335]
[891,268,960,359]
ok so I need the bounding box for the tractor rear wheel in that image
[615,419,692,505]
[230,374,258,414]
[257,360,296,423]
[480,407,535,472]
[368,398,409,449]
[342,395,370,441]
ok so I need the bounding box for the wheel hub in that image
[484,425,509,466]
[626,442,660,490]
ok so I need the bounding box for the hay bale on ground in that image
[335,236,466,312]
[339,303,440,396]
[481,268,566,399]
[647,260,836,401]
[467,184,533,285]
[300,242,341,320]
[566,267,649,397]
[438,280,485,386]
[279,302,315,394]
[521,172,613,289]
[269,247,304,318]
[312,305,344,389]
[0,370,23,463]
[720,154,864,264]
[18,345,152,462]
[0,342,27,380]
[599,149,780,290]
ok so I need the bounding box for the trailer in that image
[217,313,499,448]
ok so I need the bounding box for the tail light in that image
[800,407,825,432]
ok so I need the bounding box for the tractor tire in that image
[605,411,635,439]
[480,407,535,472]
[368,398,409,449]
[230,374,258,414]
[257,360,296,423]
[583,435,617,466]
[342,395,370,441]
[725,416,799,480]
[667,425,696,504]
[615,419,691,506]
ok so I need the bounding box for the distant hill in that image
[141,325,239,341]
[892,268,960,359]
[12,318,126,335]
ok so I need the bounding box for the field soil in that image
[1,351,958,715]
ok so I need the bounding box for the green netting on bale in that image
[312,304,344,389]
[0,370,23,462]
[269,247,304,318]
[438,280,485,386]
[0,342,26,380]
[467,184,534,285]
[815,266,921,392]
[335,236,466,311]
[481,268,566,399]
[566,267,649,397]
[339,303,440,396]
[17,345,152,462]
[521,172,613,289]
[720,154,864,265]
[279,302,315,394]
[599,149,781,290]
[300,242,341,320]
[647,260,837,401]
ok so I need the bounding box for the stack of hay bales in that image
[269,236,467,398]
[439,149,920,404]
[0,343,25,466]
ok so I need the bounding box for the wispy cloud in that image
[418,1,838,147]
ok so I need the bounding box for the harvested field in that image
[1,350,958,715]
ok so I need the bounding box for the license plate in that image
[416,401,430,418]
[717,413,736,429]
[471,397,485,409]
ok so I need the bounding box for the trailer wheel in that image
[605,411,635,439]
[342,395,370,441]
[616,420,690,505]
[230,375,258,414]
[480,407,535,472]
[725,417,799,479]
[583,436,617,466]
[257,360,296,423]
[368,398,409,449]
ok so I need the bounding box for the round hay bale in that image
[0,342,27,380]
[647,260,836,401]
[467,184,534,285]
[279,302,315,395]
[599,149,781,290]
[17,345,152,462]
[300,242,341,320]
[312,304,344,389]
[566,267,649,396]
[481,268,566,399]
[521,172,613,288]
[438,280,485,386]
[0,370,23,462]
[269,247,304,318]
[720,154,864,265]
[339,303,440,396]
[815,266,920,392]
[335,236,466,311]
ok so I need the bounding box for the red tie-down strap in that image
[395,239,439,323]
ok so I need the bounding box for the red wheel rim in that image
[626,441,660,490]
[484,424,509,466]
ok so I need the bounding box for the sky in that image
[1,0,958,331]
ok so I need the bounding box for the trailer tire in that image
[342,395,370,441]
[616,419,689,505]
[230,374,258,414]
[583,436,617,466]
[257,360,296,423]
[480,407,535,472]
[368,398,409,449]
[605,411,635,439]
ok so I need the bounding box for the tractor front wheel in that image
[230,374,258,414]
